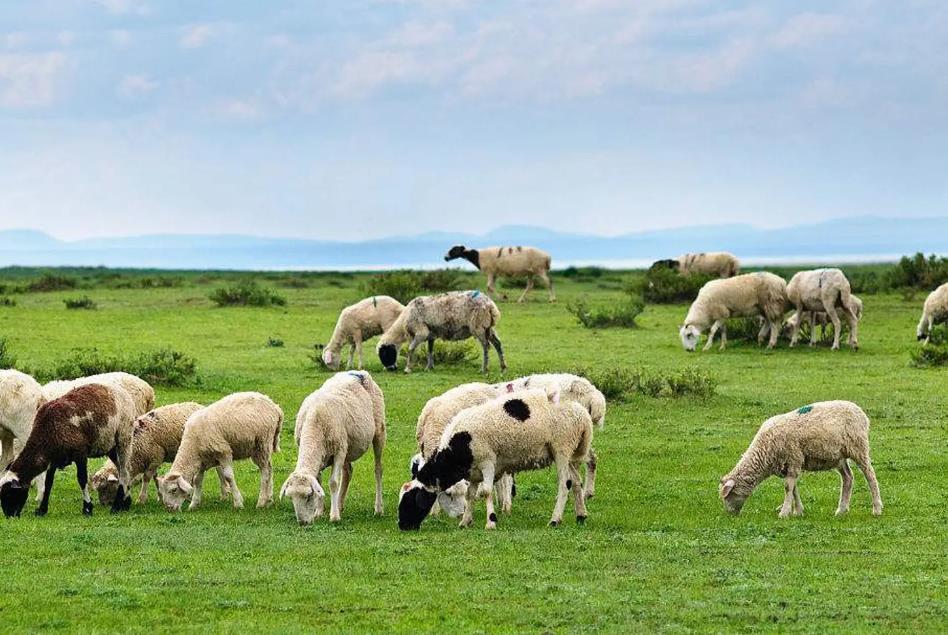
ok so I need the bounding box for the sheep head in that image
[279,473,325,526]
[156,474,193,512]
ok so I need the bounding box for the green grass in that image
[0,269,945,633]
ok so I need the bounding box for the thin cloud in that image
[179,24,214,49]
[117,74,158,99]
[0,52,68,108]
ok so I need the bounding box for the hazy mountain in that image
[0,216,944,270]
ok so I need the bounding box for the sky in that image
[0,0,946,241]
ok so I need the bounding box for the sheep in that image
[652,252,740,278]
[0,370,47,499]
[719,400,883,518]
[89,402,231,506]
[321,296,405,370]
[497,372,606,499]
[156,392,283,512]
[43,372,155,417]
[444,244,555,302]
[279,371,385,524]
[916,282,948,344]
[679,272,788,351]
[785,294,863,347]
[0,383,136,517]
[377,290,506,374]
[785,268,859,351]
[398,387,593,531]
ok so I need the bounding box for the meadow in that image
[0,266,945,633]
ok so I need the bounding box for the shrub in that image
[209,281,287,307]
[0,338,17,369]
[635,268,714,304]
[560,266,605,280]
[133,348,198,386]
[0,296,16,307]
[418,269,462,292]
[568,366,716,401]
[25,273,78,293]
[267,337,285,348]
[567,296,644,329]
[430,341,476,366]
[48,348,125,379]
[359,271,423,304]
[64,296,97,310]
[139,276,184,289]
[910,342,948,368]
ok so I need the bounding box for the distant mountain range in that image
[0,216,944,270]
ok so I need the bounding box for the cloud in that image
[117,74,158,99]
[110,30,132,47]
[179,24,214,49]
[215,98,260,121]
[94,0,149,16]
[772,13,846,49]
[0,52,68,108]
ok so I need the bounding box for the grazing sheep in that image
[498,373,605,499]
[156,392,283,512]
[43,372,155,417]
[0,370,47,499]
[917,282,948,344]
[398,387,593,531]
[785,295,863,347]
[279,371,385,524]
[90,402,231,506]
[785,269,859,350]
[719,400,882,518]
[321,296,405,370]
[680,272,788,351]
[0,383,136,517]
[444,245,555,302]
[652,252,740,278]
[377,290,506,374]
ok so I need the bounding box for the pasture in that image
[0,267,945,633]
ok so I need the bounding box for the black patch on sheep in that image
[444,245,480,270]
[576,515,586,525]
[398,486,437,531]
[511,479,517,498]
[489,512,497,523]
[0,480,28,518]
[378,344,398,371]
[503,399,531,422]
[416,432,473,491]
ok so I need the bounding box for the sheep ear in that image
[721,479,735,498]
[547,388,561,404]
[178,478,193,495]
[444,480,468,498]
[308,475,324,497]
[279,478,290,499]
[107,474,119,483]
[321,349,333,365]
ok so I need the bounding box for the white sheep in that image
[0,383,136,517]
[680,272,788,351]
[90,402,231,505]
[377,290,506,374]
[398,387,593,530]
[0,370,47,500]
[497,372,606,499]
[321,296,405,370]
[719,400,882,518]
[156,392,283,512]
[279,371,386,524]
[785,268,859,350]
[43,371,155,417]
[785,294,863,347]
[445,245,555,302]
[916,282,948,344]
[653,252,740,278]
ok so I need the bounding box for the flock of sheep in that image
[4,244,948,529]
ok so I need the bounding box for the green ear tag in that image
[797,405,813,415]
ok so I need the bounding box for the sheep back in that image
[0,370,45,441]
[477,246,552,276]
[416,383,499,458]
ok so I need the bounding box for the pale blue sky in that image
[0,1,946,240]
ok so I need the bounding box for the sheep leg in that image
[791,483,804,517]
[315,472,325,517]
[338,462,353,513]
[0,430,13,473]
[718,322,728,351]
[426,338,435,371]
[477,462,497,529]
[458,484,476,528]
[216,466,231,500]
[836,460,854,516]
[517,276,534,303]
[35,467,55,517]
[219,462,243,509]
[372,434,384,516]
[570,463,587,523]
[583,448,597,500]
[76,458,93,516]
[328,457,345,522]
[549,455,571,526]
[788,311,803,347]
[853,455,883,516]
[33,472,46,503]
[110,433,133,513]
[406,333,426,373]
[778,475,799,518]
[486,272,497,298]
[355,337,364,370]
[138,469,153,504]
[540,271,555,302]
[489,330,507,371]
[824,304,843,350]
[346,344,355,370]
[478,335,491,374]
[845,307,859,350]
[496,473,513,514]
[703,320,722,351]
[254,454,274,508]
[189,470,206,510]
[766,319,780,349]
[809,314,819,347]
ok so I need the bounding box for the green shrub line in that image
[64,296,97,310]
[910,342,948,368]
[209,281,287,307]
[567,295,644,329]
[9,346,200,387]
[568,365,716,400]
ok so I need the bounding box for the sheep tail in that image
[838,284,854,317]
[272,412,283,453]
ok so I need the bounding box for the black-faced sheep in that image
[377,290,506,374]
[444,245,554,302]
[0,383,136,517]
[652,252,740,278]
[719,400,882,518]
[321,296,405,370]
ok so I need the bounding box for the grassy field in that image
[0,268,945,633]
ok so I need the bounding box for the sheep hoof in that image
[548,519,560,527]
[835,508,848,517]
[82,501,94,516]
[111,495,132,514]
[872,507,883,517]
[576,515,586,525]
[34,507,48,517]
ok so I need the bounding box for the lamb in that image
[679,272,788,351]
[279,371,385,524]
[785,268,859,350]
[156,392,283,512]
[43,372,155,417]
[497,372,606,498]
[916,282,948,344]
[785,294,863,347]
[719,400,882,518]
[652,252,740,278]
[377,290,506,374]
[444,244,555,302]
[0,370,47,498]
[0,383,136,517]
[398,387,593,531]
[90,402,231,506]
[321,296,405,370]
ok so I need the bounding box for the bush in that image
[430,341,476,366]
[359,269,462,305]
[25,273,78,293]
[41,347,198,386]
[209,281,287,307]
[560,266,605,280]
[910,342,948,368]
[635,268,714,304]
[47,348,125,378]
[568,366,716,401]
[418,269,462,292]
[567,296,644,329]
[64,296,97,310]
[0,338,17,369]
[887,253,948,291]
[0,296,16,307]
[267,337,285,348]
